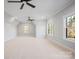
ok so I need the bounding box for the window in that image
[47,24,53,36]
[66,15,75,39]
[23,25,29,33]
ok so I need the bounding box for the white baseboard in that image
[48,38,75,53]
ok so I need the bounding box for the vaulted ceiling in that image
[5,0,74,21]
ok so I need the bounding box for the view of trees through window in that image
[66,15,75,38]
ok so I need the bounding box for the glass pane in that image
[47,24,53,36]
[23,25,29,33]
[66,15,75,38]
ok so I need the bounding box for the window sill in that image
[66,38,75,43]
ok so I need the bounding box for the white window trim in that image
[63,12,75,42]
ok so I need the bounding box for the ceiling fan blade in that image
[26,2,35,8]
[20,3,24,9]
[8,1,22,3]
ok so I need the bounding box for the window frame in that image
[66,15,75,38]
[47,23,54,36]
[63,12,75,42]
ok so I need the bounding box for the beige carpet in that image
[4,36,74,59]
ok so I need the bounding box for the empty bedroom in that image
[4,0,75,59]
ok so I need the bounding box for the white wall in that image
[35,20,47,39]
[4,12,17,41]
[4,22,17,41]
[17,20,47,38]
[48,2,75,50]
[5,11,47,39]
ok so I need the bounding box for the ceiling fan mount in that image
[8,0,36,10]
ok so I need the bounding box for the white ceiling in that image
[5,0,74,21]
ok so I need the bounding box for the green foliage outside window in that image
[66,15,75,38]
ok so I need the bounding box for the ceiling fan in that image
[8,0,36,9]
[27,17,34,21]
